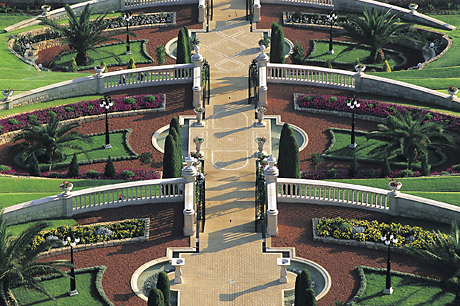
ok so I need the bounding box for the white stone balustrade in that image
[261,0,333,7]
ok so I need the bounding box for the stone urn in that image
[193,137,204,153]
[388,180,402,196]
[60,182,74,195]
[256,107,266,126]
[447,87,458,98]
[355,64,366,75]
[408,3,418,14]
[41,5,51,15]
[94,66,105,77]
[194,107,204,125]
[2,90,13,101]
[256,137,266,153]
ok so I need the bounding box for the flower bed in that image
[32,218,146,250]
[315,217,442,249]
[296,94,460,133]
[0,94,164,135]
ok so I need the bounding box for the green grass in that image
[0,177,125,209]
[307,41,404,68]
[6,218,78,236]
[13,269,108,306]
[353,268,455,305]
[53,41,152,70]
[327,176,460,206]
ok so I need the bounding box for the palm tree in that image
[12,113,91,172]
[0,210,71,306]
[340,7,418,62]
[39,4,123,66]
[366,109,454,169]
[406,222,460,304]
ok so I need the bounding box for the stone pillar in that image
[256,46,268,108]
[354,73,363,93]
[264,155,279,236]
[191,46,204,108]
[198,0,205,23]
[388,192,399,217]
[253,0,261,23]
[182,155,198,236]
[61,195,73,217]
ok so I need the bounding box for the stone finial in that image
[191,45,203,62]
[256,45,269,63]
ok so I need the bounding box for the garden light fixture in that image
[100,96,113,149]
[346,96,360,148]
[326,10,338,54]
[381,231,398,294]
[123,12,133,55]
[63,236,80,296]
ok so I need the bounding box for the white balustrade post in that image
[198,0,205,23]
[61,194,73,217]
[256,46,268,108]
[191,46,203,108]
[264,155,279,236]
[182,155,198,236]
[388,193,399,216]
[253,0,261,23]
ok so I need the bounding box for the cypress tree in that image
[278,123,291,177]
[67,153,79,177]
[183,26,191,54]
[169,128,182,177]
[148,287,165,306]
[280,127,300,179]
[176,28,190,64]
[348,155,359,177]
[157,271,171,306]
[104,156,116,178]
[29,152,41,177]
[169,117,182,161]
[295,270,312,306]
[163,135,177,178]
[381,155,391,177]
[305,288,317,306]
[270,22,285,64]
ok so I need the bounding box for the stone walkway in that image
[170,1,297,305]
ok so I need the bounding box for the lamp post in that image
[100,96,113,149]
[381,231,398,295]
[326,10,338,55]
[63,236,80,296]
[123,12,133,55]
[347,96,360,148]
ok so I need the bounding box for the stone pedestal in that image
[277,258,290,283]
[172,258,185,284]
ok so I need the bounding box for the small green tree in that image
[290,41,305,64]
[156,45,166,65]
[381,155,391,177]
[279,126,300,179]
[104,156,116,177]
[69,57,78,72]
[127,57,136,69]
[148,287,165,306]
[183,26,191,54]
[29,152,41,177]
[176,28,191,64]
[169,117,182,167]
[278,123,290,175]
[169,128,182,177]
[67,153,79,177]
[348,155,359,177]
[295,270,313,306]
[101,61,108,72]
[308,153,324,171]
[269,22,285,64]
[304,287,317,306]
[139,152,153,165]
[157,271,171,306]
[162,135,177,178]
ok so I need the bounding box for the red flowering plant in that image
[448,86,458,93]
[388,178,401,187]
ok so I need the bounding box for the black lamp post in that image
[381,231,398,295]
[326,10,338,55]
[63,236,80,296]
[123,12,132,55]
[347,96,360,148]
[100,96,113,149]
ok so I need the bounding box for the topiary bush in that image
[269,22,285,64]
[400,169,414,177]
[348,156,359,177]
[123,97,136,105]
[156,45,166,65]
[139,152,153,165]
[0,165,11,173]
[104,156,116,178]
[28,114,38,122]
[121,170,135,179]
[162,134,177,178]
[64,106,74,112]
[148,287,164,306]
[157,271,171,306]
[145,95,157,103]
[67,153,79,177]
[8,118,19,125]
[127,57,136,69]
[85,169,100,178]
[176,27,191,64]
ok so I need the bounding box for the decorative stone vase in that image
[408,4,418,14]
[2,91,13,101]
[388,182,402,196]
[41,5,51,15]
[193,138,204,153]
[447,88,458,98]
[60,183,73,195]
[94,66,105,77]
[355,65,366,75]
[257,141,265,153]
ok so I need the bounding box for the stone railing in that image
[124,0,198,9]
[1,64,196,110]
[262,160,460,236]
[264,63,460,110]
[266,63,356,90]
[3,178,185,225]
[260,0,333,8]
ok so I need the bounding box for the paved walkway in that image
[170,1,297,305]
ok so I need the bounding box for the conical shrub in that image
[157,271,171,306]
[148,287,164,306]
[163,135,177,178]
[67,153,79,177]
[104,156,116,178]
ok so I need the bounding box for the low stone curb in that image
[311,218,408,255]
[37,217,150,259]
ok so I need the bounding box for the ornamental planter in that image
[193,137,204,153]
[60,183,73,195]
[388,182,402,196]
[194,108,204,126]
[41,5,51,15]
[2,91,13,101]
[256,107,266,126]
[447,88,458,98]
[355,65,366,75]
[94,66,105,77]
[408,4,418,14]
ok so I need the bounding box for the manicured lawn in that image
[13,268,109,306]
[53,40,153,70]
[0,177,125,209]
[6,218,78,236]
[328,176,460,206]
[307,41,404,69]
[352,267,455,305]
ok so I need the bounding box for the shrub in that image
[148,288,164,306]
[28,114,38,122]
[123,97,136,105]
[302,95,313,103]
[8,118,19,125]
[67,153,79,177]
[384,60,391,72]
[325,168,338,178]
[290,41,305,64]
[85,170,100,178]
[295,270,315,305]
[64,106,74,112]
[176,27,190,64]
[69,57,78,72]
[0,125,2,133]
[420,153,430,176]
[162,135,177,178]
[104,156,116,177]
[366,103,375,109]
[269,22,285,64]
[145,95,157,103]
[381,156,391,177]
[157,271,170,306]
[139,152,153,165]
[278,124,300,178]
[29,152,41,177]
[348,156,359,177]
[100,61,108,73]
[0,165,11,173]
[47,172,60,178]
[121,170,135,179]
[327,96,338,103]
[156,45,166,65]
[400,169,414,177]
[127,58,136,69]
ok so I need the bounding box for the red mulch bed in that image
[272,203,442,305]
[42,202,188,306]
